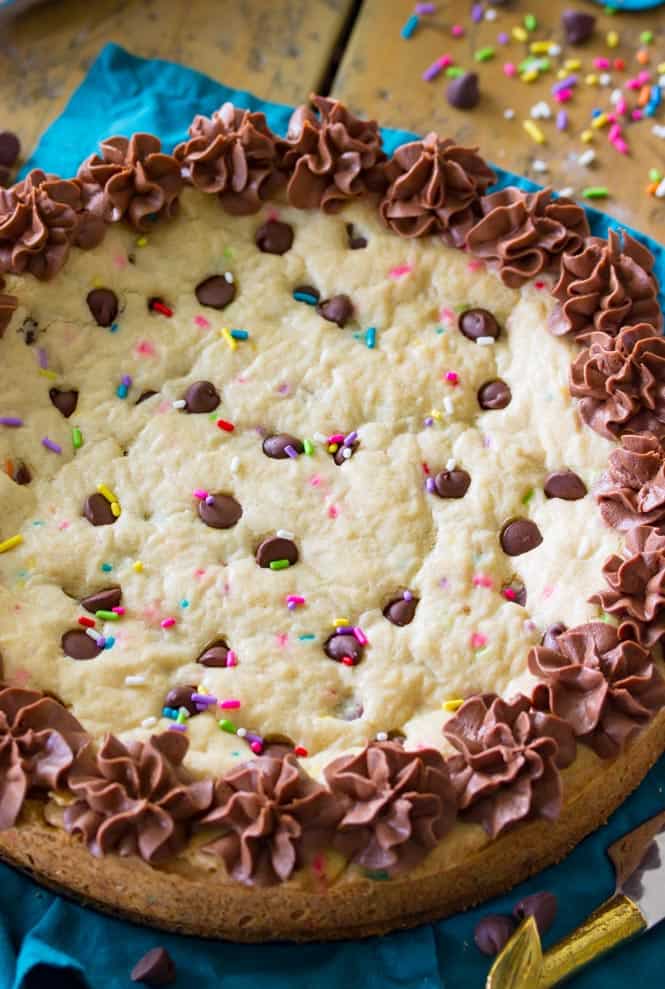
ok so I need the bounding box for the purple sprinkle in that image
[191,693,217,705]
[277,382,290,395]
[403,590,413,602]
[205,495,215,506]
[471,3,483,23]
[439,577,449,590]
[343,431,358,447]
[415,2,435,12]
[482,434,492,448]
[284,444,299,459]
[425,477,436,493]
[97,637,107,649]
[121,374,132,387]
[169,723,188,732]
[336,625,355,635]
[0,416,23,427]
[422,60,443,82]
[245,731,263,746]
[556,110,568,131]
[552,75,578,95]
[42,437,62,454]
[37,347,48,369]
[424,416,434,427]
[287,601,297,610]
[497,31,509,44]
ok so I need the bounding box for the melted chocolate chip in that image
[562,9,595,45]
[458,308,500,342]
[543,470,587,501]
[130,947,176,986]
[62,629,103,660]
[184,380,220,413]
[198,493,242,530]
[49,387,78,419]
[195,275,236,309]
[83,493,117,527]
[474,915,516,957]
[346,223,367,249]
[447,71,480,110]
[434,469,471,499]
[478,379,511,410]
[81,586,122,614]
[255,220,294,255]
[514,892,558,936]
[197,640,230,667]
[86,288,119,327]
[324,633,364,664]
[13,461,31,485]
[383,594,419,626]
[136,390,158,404]
[316,294,353,328]
[255,536,299,568]
[542,622,567,651]
[500,518,543,556]
[164,684,199,716]
[262,433,304,459]
[0,131,20,168]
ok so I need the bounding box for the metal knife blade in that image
[609,808,665,929]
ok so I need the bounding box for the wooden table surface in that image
[1,0,664,240]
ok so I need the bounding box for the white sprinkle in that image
[610,88,622,105]
[532,159,548,173]
[230,455,240,473]
[224,271,234,283]
[476,335,495,346]
[443,396,454,414]
[376,731,389,741]
[558,186,575,198]
[548,43,561,56]
[142,716,158,729]
[342,446,353,459]
[652,124,665,139]
[172,399,187,409]
[277,528,294,540]
[658,75,665,89]
[484,7,497,20]
[578,149,595,167]
[446,458,457,471]
[313,431,327,443]
[236,727,247,737]
[125,675,146,686]
[656,178,665,199]
[530,101,551,120]
[503,108,515,120]
[86,628,103,643]
[599,72,611,87]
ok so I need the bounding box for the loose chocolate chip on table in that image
[383,594,419,627]
[458,308,500,342]
[136,390,158,405]
[478,379,512,410]
[324,633,364,664]
[81,586,122,614]
[198,493,243,530]
[13,461,31,485]
[255,219,294,255]
[49,387,78,418]
[316,294,353,328]
[513,891,558,936]
[164,684,199,716]
[184,380,220,413]
[543,470,587,501]
[562,9,595,45]
[434,469,471,499]
[262,433,304,459]
[256,536,299,568]
[86,288,119,327]
[474,915,516,957]
[62,629,103,660]
[83,492,117,527]
[500,518,543,556]
[195,274,236,309]
[130,946,176,986]
[197,639,230,668]
[447,71,480,110]
[346,223,367,249]
[541,622,567,651]
[0,131,20,168]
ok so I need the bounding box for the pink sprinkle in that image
[194,568,206,580]
[613,137,629,154]
[626,77,640,91]
[287,595,306,606]
[608,123,622,142]
[504,62,517,78]
[219,699,241,710]
[593,57,610,70]
[389,263,413,279]
[616,98,627,115]
[226,649,238,667]
[193,489,208,500]
[135,340,156,357]
[276,633,289,648]
[472,574,493,588]
[555,89,573,103]
[194,315,210,329]
[542,586,554,599]
[451,24,464,37]
[437,54,452,68]
[353,626,368,646]
[440,307,455,324]
[637,70,651,85]
[309,474,323,488]
[327,504,339,519]
[328,433,345,444]
[471,632,488,650]
[445,370,459,385]
[250,740,263,754]
[631,109,643,122]
[502,588,517,601]
[112,606,125,615]
[57,520,70,531]
[161,617,176,629]
[467,259,483,272]
[113,254,128,269]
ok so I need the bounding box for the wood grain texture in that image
[0,0,354,168]
[332,0,665,240]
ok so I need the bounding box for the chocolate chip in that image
[0,131,20,168]
[500,518,543,556]
[184,380,220,413]
[383,594,419,626]
[447,71,480,110]
[81,586,122,614]
[346,223,367,249]
[542,623,567,651]
[195,275,236,309]
[49,387,78,419]
[164,684,198,716]
[562,9,596,45]
[62,629,103,660]
[255,220,294,255]
[197,640,230,668]
[543,470,587,501]
[83,493,117,527]
[86,288,119,327]
[136,390,158,404]
[513,892,558,936]
[332,440,358,466]
[130,946,176,986]
[324,633,364,664]
[458,308,500,342]
[255,536,299,568]
[13,461,31,485]
[478,379,511,410]
[434,469,471,499]
[474,915,516,957]
[262,433,304,459]
[316,294,353,328]
[198,493,242,530]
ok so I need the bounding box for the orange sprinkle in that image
[636,49,649,65]
[647,182,659,197]
[4,458,13,477]
[638,85,651,107]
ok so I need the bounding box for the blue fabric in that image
[6,42,665,989]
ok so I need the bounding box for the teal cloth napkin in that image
[5,42,665,989]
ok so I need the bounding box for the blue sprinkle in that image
[104,636,115,649]
[180,599,190,608]
[101,562,113,572]
[230,328,249,340]
[293,290,318,305]
[401,13,419,39]
[365,326,376,349]
[116,383,128,399]
[435,326,445,334]
[298,634,316,641]
[110,322,119,333]
[591,107,602,118]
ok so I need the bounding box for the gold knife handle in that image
[538,894,646,989]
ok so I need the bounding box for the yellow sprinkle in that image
[429,409,442,420]
[133,560,144,573]
[585,73,598,86]
[529,41,550,53]
[333,618,349,627]
[328,443,339,453]
[658,62,665,74]
[606,30,619,48]
[523,120,545,144]
[512,25,527,42]
[591,113,608,129]
[564,58,581,70]
[97,483,118,504]
[557,68,568,80]
[220,327,237,351]
[38,368,58,380]
[581,129,594,144]
[136,236,148,247]
[110,501,121,518]
[0,534,23,554]
[92,277,103,288]
[522,69,539,83]
[442,698,464,712]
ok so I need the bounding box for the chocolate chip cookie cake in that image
[1,95,664,941]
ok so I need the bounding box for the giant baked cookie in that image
[1,97,665,941]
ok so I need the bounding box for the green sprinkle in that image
[445,66,464,78]
[521,488,534,505]
[101,563,113,573]
[269,559,290,570]
[352,331,362,340]
[524,13,537,30]
[582,186,609,200]
[303,439,314,456]
[365,869,390,882]
[230,328,249,340]
[176,708,189,724]
[640,30,653,44]
[454,303,470,313]
[95,610,119,621]
[648,168,662,183]
[435,326,445,334]
[298,634,316,641]
[219,718,237,733]
[223,247,234,258]
[72,426,83,450]
[365,326,376,349]
[475,47,495,63]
